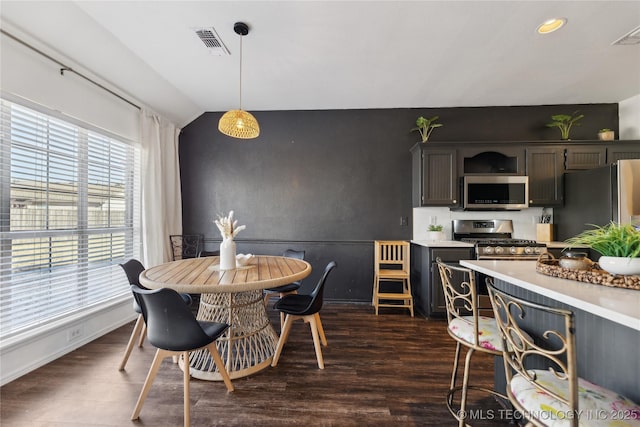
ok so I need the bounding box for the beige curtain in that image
[140,109,182,266]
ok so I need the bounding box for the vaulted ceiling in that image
[1,1,639,126]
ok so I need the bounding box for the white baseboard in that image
[0,298,136,386]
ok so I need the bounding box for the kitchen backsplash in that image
[413,207,551,241]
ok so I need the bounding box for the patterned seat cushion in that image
[510,369,640,427]
[448,316,503,351]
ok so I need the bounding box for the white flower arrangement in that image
[214,210,246,240]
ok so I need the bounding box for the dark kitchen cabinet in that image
[411,244,474,317]
[458,145,526,175]
[526,147,564,206]
[608,143,640,163]
[565,145,606,170]
[411,146,458,207]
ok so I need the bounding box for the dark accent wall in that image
[179,104,618,302]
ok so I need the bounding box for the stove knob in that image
[534,247,544,254]
[509,246,517,254]
[524,247,533,254]
[483,246,494,255]
[495,246,504,254]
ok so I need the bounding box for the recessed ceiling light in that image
[537,18,567,34]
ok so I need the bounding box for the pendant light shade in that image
[218,109,260,139]
[219,22,260,139]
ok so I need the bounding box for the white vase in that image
[598,256,640,276]
[219,238,237,270]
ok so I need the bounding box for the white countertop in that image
[411,240,474,248]
[460,260,640,331]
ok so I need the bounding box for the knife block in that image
[536,224,554,242]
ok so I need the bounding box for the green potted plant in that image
[412,116,443,143]
[598,128,615,141]
[427,224,444,241]
[546,111,584,140]
[565,222,640,275]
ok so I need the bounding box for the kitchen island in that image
[460,260,640,403]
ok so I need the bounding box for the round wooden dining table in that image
[139,255,311,381]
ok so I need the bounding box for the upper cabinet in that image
[412,141,640,208]
[566,145,607,170]
[526,147,564,206]
[458,146,526,175]
[411,146,458,207]
[608,143,640,162]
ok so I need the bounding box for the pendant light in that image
[218,22,260,139]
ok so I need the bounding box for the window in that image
[0,98,141,340]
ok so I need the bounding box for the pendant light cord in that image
[238,33,243,111]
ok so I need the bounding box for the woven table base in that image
[180,289,279,381]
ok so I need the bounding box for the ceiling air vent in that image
[612,25,640,45]
[194,27,230,55]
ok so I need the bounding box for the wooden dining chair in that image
[372,240,413,316]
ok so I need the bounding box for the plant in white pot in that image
[427,224,445,241]
[565,222,640,275]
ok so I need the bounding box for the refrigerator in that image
[554,159,640,241]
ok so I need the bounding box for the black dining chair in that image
[271,261,337,369]
[130,286,234,427]
[264,249,306,326]
[118,259,192,371]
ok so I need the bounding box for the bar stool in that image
[436,260,507,427]
[487,282,640,427]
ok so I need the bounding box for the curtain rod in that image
[1,29,141,111]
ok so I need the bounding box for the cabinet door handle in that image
[452,199,457,203]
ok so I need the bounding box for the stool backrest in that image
[487,283,578,422]
[436,260,482,343]
[374,241,409,273]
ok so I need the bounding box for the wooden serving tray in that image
[536,253,640,291]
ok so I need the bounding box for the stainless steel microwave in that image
[463,175,529,210]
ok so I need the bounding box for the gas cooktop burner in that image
[462,238,543,247]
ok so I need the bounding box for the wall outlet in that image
[67,326,84,342]
[400,216,408,226]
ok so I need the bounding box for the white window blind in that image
[0,98,141,340]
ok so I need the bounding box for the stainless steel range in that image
[452,219,546,260]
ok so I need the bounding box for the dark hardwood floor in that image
[1,303,512,426]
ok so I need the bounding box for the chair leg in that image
[119,314,145,371]
[373,275,380,315]
[308,314,325,369]
[449,341,462,407]
[406,278,414,317]
[206,343,234,392]
[458,347,475,427]
[271,314,295,367]
[138,323,147,347]
[182,351,190,427]
[263,292,272,308]
[314,313,327,346]
[131,348,169,420]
